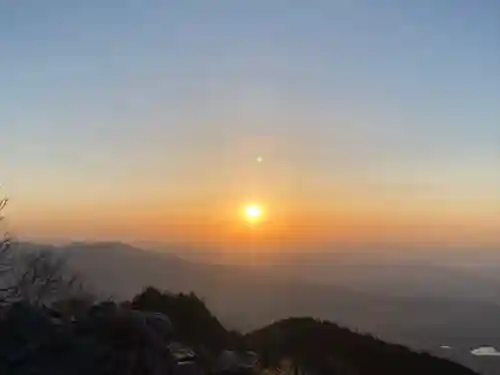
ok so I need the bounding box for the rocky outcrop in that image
[213,350,259,375]
[0,302,198,375]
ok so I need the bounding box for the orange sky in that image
[3,3,499,251]
[9,183,499,250]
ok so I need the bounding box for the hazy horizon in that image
[2,1,499,251]
[10,237,500,272]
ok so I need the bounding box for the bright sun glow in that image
[243,204,262,223]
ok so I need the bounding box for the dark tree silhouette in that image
[131,287,229,355]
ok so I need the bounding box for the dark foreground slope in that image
[246,317,477,375]
[131,287,478,375]
[0,287,479,375]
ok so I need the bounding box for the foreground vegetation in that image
[0,284,480,375]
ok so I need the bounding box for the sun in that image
[243,204,262,223]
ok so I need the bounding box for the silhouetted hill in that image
[128,287,478,374]
[246,317,478,375]
[0,287,479,375]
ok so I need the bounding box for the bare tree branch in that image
[0,196,93,307]
[0,197,11,270]
[5,248,87,306]
[0,196,13,303]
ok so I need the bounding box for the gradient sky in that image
[1,1,499,248]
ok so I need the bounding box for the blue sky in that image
[1,1,499,241]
